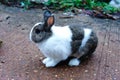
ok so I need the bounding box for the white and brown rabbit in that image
[29,10,98,67]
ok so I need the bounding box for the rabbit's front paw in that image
[68,58,80,66]
[42,58,51,64]
[45,60,59,67]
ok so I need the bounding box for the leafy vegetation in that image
[44,0,120,13]
[20,0,32,9]
[44,0,83,9]
[0,0,120,13]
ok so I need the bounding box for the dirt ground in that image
[0,4,120,80]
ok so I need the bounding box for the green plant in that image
[20,0,32,9]
[103,4,119,13]
[91,1,120,13]
[1,0,119,13]
[44,0,83,9]
[44,0,120,13]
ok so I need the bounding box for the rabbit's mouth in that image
[32,34,44,43]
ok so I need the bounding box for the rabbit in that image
[29,10,98,67]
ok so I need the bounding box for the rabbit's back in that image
[69,25,98,60]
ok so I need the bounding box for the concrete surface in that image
[0,4,120,80]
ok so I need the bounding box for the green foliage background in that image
[1,0,120,13]
[44,0,119,13]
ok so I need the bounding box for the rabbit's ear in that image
[44,10,52,21]
[43,15,54,31]
[43,10,54,31]
[47,16,54,27]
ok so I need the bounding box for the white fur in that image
[37,25,72,67]
[29,22,43,41]
[69,58,80,66]
[80,28,92,48]
[109,0,120,8]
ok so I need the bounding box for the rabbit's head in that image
[29,10,54,43]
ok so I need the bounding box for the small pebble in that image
[70,78,73,80]
[108,51,112,53]
[105,64,109,67]
[113,78,117,80]
[85,70,88,73]
[115,69,118,72]
[93,73,96,76]
[17,24,21,27]
[33,70,38,73]
[25,72,29,75]
[39,57,43,60]
[105,43,108,45]
[0,40,3,47]
[39,66,44,69]
[22,28,25,30]
[1,61,5,64]
[35,55,38,58]
[55,75,58,77]
[6,16,10,20]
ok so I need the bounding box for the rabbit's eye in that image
[35,29,40,34]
